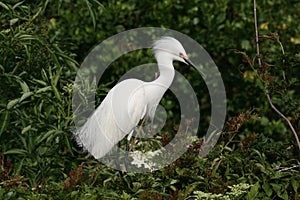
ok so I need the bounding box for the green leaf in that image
[41,68,49,82]
[120,191,131,199]
[18,34,38,41]
[291,179,299,195]
[262,183,273,197]
[21,125,32,134]
[52,85,62,101]
[36,130,60,145]
[65,134,74,156]
[32,79,47,86]
[52,67,61,87]
[15,158,24,175]
[30,6,42,22]
[19,91,33,102]
[85,0,96,29]
[10,18,19,26]
[170,179,178,185]
[246,182,259,200]
[36,86,52,93]
[12,1,24,10]
[7,98,20,109]
[271,183,289,200]
[4,149,27,155]
[55,51,78,66]
[271,183,281,191]
[278,190,288,200]
[18,80,30,93]
[170,185,177,191]
[0,110,9,137]
[0,2,9,10]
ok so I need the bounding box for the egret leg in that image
[115,142,121,171]
[125,131,134,171]
[129,117,147,152]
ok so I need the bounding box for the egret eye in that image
[179,52,184,58]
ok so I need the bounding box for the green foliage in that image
[193,183,252,199]
[0,0,299,199]
[0,0,79,185]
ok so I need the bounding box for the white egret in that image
[75,36,203,171]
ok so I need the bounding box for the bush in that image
[0,0,299,199]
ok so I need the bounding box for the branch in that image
[276,164,300,172]
[253,0,300,152]
[265,90,300,152]
[253,0,262,67]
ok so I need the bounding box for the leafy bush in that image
[0,0,299,199]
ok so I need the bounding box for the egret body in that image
[75,37,201,169]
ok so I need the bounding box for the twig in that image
[275,164,300,172]
[253,0,262,67]
[253,0,300,152]
[265,90,300,152]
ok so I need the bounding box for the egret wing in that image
[74,79,146,159]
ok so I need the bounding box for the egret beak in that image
[180,54,206,78]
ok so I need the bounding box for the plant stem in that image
[253,0,300,152]
[253,0,262,67]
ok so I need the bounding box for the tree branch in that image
[265,90,300,152]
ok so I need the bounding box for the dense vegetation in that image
[0,0,299,199]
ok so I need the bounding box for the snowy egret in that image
[75,36,204,171]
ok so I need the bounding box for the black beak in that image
[183,57,206,79]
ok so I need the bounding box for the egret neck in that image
[154,52,176,88]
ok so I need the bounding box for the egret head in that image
[152,36,205,77]
[152,37,188,63]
